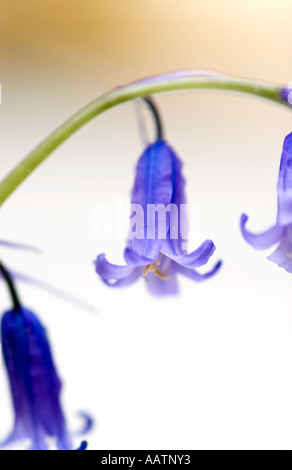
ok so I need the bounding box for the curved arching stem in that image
[0,70,290,207]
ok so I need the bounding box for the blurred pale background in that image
[0,0,292,450]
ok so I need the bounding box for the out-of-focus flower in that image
[280,87,292,106]
[0,239,41,253]
[76,441,88,450]
[0,262,92,450]
[241,132,292,272]
[96,140,221,295]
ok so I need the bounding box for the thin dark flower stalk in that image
[142,97,164,141]
[0,262,22,312]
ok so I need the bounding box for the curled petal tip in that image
[164,238,216,269]
[76,441,88,450]
[240,213,248,224]
[95,253,142,287]
[204,259,222,279]
[205,239,216,254]
[240,213,283,250]
[201,259,222,279]
[75,411,94,436]
[95,254,132,280]
[177,258,222,282]
[214,260,222,271]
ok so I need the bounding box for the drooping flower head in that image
[96,98,221,295]
[241,132,292,271]
[0,262,92,450]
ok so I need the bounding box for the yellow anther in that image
[143,254,170,280]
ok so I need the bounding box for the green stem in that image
[0,71,290,206]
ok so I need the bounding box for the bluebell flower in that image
[96,140,221,295]
[241,132,292,271]
[0,262,92,450]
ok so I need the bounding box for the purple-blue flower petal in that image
[1,307,72,450]
[161,149,188,256]
[95,255,142,287]
[240,214,283,250]
[76,441,88,450]
[124,247,154,266]
[95,254,136,280]
[277,132,292,225]
[162,239,216,268]
[145,258,179,296]
[129,140,173,261]
[280,88,292,105]
[104,268,142,288]
[267,226,292,273]
[176,260,222,282]
[75,412,94,435]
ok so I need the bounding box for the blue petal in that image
[96,254,136,280]
[104,269,142,288]
[177,260,222,282]
[161,150,188,256]
[240,214,283,250]
[145,257,179,296]
[277,133,292,225]
[280,88,292,106]
[268,225,292,272]
[76,441,88,450]
[129,140,174,261]
[1,307,72,450]
[162,239,216,268]
[124,247,154,266]
[75,412,94,435]
[95,254,142,287]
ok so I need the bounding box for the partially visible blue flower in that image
[96,140,221,295]
[241,132,292,272]
[76,441,88,450]
[0,264,92,450]
[280,88,292,106]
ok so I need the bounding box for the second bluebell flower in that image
[96,136,221,295]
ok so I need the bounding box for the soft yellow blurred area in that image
[0,0,292,84]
